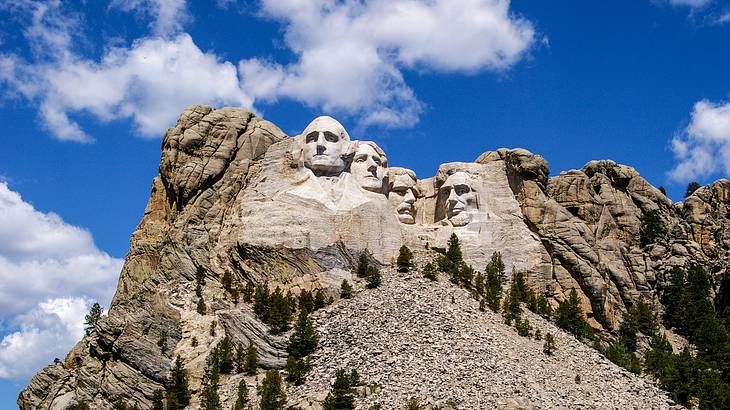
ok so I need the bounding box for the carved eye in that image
[305,132,319,143]
[455,185,469,195]
[354,154,367,162]
[323,131,339,143]
[373,157,382,166]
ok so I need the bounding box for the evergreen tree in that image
[199,374,222,410]
[258,370,286,410]
[298,290,314,314]
[242,282,255,303]
[340,280,353,299]
[151,390,164,410]
[446,233,463,266]
[659,186,667,196]
[285,356,310,385]
[222,270,233,293]
[84,303,102,336]
[397,245,414,272]
[543,333,556,355]
[197,297,207,315]
[511,268,528,301]
[515,317,532,337]
[267,287,293,333]
[640,209,666,246]
[555,288,592,340]
[422,262,437,281]
[166,356,191,410]
[288,309,318,359]
[322,369,355,410]
[606,342,641,374]
[234,380,249,410]
[502,278,522,325]
[685,181,701,198]
[663,266,686,329]
[314,290,327,310]
[72,401,91,410]
[253,285,270,320]
[356,253,370,278]
[484,252,505,312]
[235,343,246,373]
[244,344,258,376]
[211,336,235,374]
[366,266,382,289]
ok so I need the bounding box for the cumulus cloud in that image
[0,0,535,139]
[0,182,122,380]
[666,0,712,8]
[669,99,730,182]
[241,0,535,128]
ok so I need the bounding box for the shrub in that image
[285,356,310,385]
[543,333,556,355]
[422,262,437,281]
[366,266,382,289]
[685,182,701,198]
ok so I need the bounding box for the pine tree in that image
[267,287,293,333]
[151,390,164,410]
[166,356,190,410]
[422,262,437,281]
[244,343,258,376]
[197,297,207,315]
[640,209,666,246]
[365,266,381,288]
[446,233,463,266]
[543,333,556,355]
[685,181,701,198]
[258,370,286,410]
[253,284,270,321]
[72,401,91,410]
[222,270,233,293]
[555,288,592,340]
[662,266,686,329]
[322,369,355,410]
[484,252,505,312]
[285,356,310,385]
[199,373,222,410]
[234,380,249,410]
[212,336,235,374]
[340,279,353,299]
[502,279,522,325]
[288,309,318,359]
[298,290,314,314]
[242,282,255,303]
[314,289,327,310]
[397,245,413,272]
[84,303,102,336]
[356,253,370,278]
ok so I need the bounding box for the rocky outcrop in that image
[19,107,730,409]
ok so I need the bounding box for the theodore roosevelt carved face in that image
[387,168,418,224]
[441,171,478,227]
[301,116,350,176]
[351,141,387,193]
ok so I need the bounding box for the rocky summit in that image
[18,106,730,409]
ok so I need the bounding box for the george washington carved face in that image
[351,141,387,193]
[441,171,478,226]
[388,168,418,224]
[301,116,350,176]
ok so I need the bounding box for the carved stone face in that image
[301,116,350,176]
[351,143,386,193]
[388,171,418,224]
[441,172,478,227]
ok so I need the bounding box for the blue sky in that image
[1,0,729,405]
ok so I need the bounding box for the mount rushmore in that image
[18,106,730,409]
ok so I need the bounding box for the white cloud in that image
[669,99,730,182]
[1,0,534,139]
[0,182,122,380]
[0,297,92,380]
[241,0,535,128]
[667,0,712,8]
[109,0,189,37]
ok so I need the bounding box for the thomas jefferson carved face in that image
[351,142,387,193]
[388,168,418,224]
[301,116,350,176]
[441,171,478,227]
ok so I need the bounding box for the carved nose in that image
[404,190,416,204]
[366,160,377,174]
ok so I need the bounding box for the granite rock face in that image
[19,107,730,409]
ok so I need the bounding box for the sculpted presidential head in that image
[387,167,418,224]
[351,141,387,194]
[301,116,351,176]
[441,171,479,227]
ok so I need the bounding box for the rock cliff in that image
[18,106,730,409]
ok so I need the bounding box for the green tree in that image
[322,369,355,410]
[543,333,556,355]
[244,344,258,376]
[555,288,592,340]
[211,336,235,374]
[606,342,641,374]
[234,380,249,410]
[151,390,164,410]
[356,253,370,278]
[298,290,314,314]
[422,262,437,281]
[502,278,522,325]
[267,287,293,333]
[314,289,327,310]
[71,401,91,410]
[446,233,463,266]
[685,181,701,198]
[197,297,207,315]
[366,266,382,289]
[84,303,102,336]
[253,285,270,320]
[222,270,233,293]
[640,209,666,246]
[258,370,286,410]
[484,252,505,312]
[397,245,413,272]
[288,309,318,359]
[285,356,310,385]
[663,266,686,329]
[200,374,222,410]
[166,356,191,410]
[340,280,354,299]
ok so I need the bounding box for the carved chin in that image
[448,212,471,227]
[358,177,383,192]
